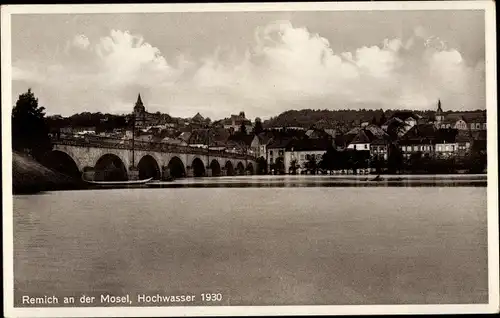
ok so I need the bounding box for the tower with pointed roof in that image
[134,94,146,113]
[435,99,444,127]
[133,94,146,127]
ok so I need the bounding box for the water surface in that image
[13,178,488,306]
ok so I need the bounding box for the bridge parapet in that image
[51,134,256,161]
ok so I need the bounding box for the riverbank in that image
[12,152,83,194]
[11,154,488,194]
[145,174,487,188]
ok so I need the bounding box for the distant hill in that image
[262,108,485,129]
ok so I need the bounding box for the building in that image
[250,133,272,159]
[434,99,486,131]
[305,128,334,140]
[222,112,252,132]
[284,138,331,173]
[456,130,474,156]
[382,111,420,135]
[398,123,438,159]
[435,128,459,158]
[266,138,293,174]
[381,117,407,137]
[347,129,375,151]
[61,126,96,135]
[133,94,173,128]
[161,137,188,146]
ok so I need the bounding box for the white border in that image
[2,2,498,317]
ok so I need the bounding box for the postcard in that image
[2,1,498,317]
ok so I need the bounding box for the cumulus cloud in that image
[72,34,90,49]
[12,22,485,118]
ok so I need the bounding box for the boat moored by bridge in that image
[82,176,153,187]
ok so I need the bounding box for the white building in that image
[347,129,373,151]
[284,139,332,173]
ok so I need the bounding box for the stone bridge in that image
[43,136,257,181]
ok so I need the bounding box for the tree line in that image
[262,108,485,130]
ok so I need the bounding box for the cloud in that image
[72,35,90,49]
[12,22,485,119]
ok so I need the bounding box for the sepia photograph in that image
[2,1,498,317]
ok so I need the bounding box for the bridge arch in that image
[246,162,254,175]
[210,159,221,177]
[236,162,245,175]
[137,155,161,180]
[167,156,186,178]
[94,154,128,181]
[225,161,235,176]
[192,157,206,177]
[41,150,81,179]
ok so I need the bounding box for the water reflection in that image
[146,175,487,189]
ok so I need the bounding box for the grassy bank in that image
[12,152,83,194]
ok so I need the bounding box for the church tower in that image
[133,94,146,127]
[134,94,146,113]
[435,99,444,127]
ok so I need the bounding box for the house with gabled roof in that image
[398,123,438,159]
[347,129,375,151]
[284,138,332,174]
[266,137,295,173]
[249,133,272,159]
[365,125,392,160]
[435,128,459,158]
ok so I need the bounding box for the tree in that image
[256,156,267,175]
[12,89,52,160]
[409,151,423,173]
[253,117,264,135]
[239,121,248,135]
[370,155,383,174]
[289,159,299,175]
[387,143,403,174]
[379,112,387,126]
[304,155,318,175]
[386,121,407,140]
[466,150,487,173]
[274,157,285,175]
[320,146,337,171]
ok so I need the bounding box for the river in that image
[13,176,488,306]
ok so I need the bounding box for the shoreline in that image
[12,151,488,195]
[13,174,487,195]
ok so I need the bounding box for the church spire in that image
[136,93,143,107]
[134,93,145,112]
[435,99,444,127]
[437,99,443,113]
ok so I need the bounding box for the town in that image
[38,93,487,178]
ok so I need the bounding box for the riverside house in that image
[398,123,438,159]
[284,138,332,174]
[435,128,459,158]
[266,138,293,174]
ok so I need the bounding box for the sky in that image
[11,10,487,120]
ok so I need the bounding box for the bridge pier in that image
[82,170,95,181]
[161,166,170,180]
[129,167,139,181]
[206,168,212,177]
[220,169,227,177]
[186,167,193,178]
